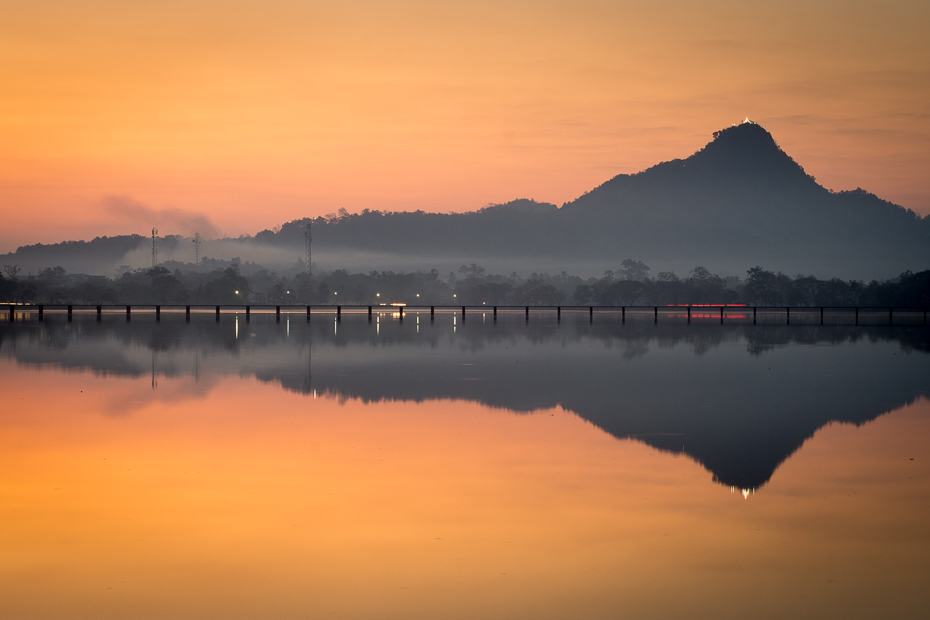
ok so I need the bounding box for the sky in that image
[1,0,928,252]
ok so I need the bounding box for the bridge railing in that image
[4,303,928,326]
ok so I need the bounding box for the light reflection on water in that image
[0,315,929,619]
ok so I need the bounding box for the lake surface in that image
[2,309,929,619]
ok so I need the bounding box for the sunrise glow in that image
[1,1,928,251]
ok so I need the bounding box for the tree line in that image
[1,260,928,307]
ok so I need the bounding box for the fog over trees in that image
[2,259,927,308]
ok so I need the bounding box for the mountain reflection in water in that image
[3,311,927,492]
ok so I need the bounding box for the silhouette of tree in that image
[3,264,21,280]
[511,277,565,305]
[572,284,593,305]
[203,267,250,304]
[147,267,187,303]
[0,273,15,301]
[458,264,486,279]
[618,259,651,282]
[742,267,791,305]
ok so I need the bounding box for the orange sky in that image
[1,0,928,252]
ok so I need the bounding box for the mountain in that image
[261,121,925,278]
[555,122,929,275]
[3,122,928,279]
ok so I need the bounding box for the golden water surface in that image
[2,361,929,619]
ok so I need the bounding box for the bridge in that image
[4,303,928,326]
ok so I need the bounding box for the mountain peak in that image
[710,120,778,151]
[689,120,805,179]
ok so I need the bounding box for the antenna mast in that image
[193,232,201,265]
[151,228,158,267]
[305,221,312,279]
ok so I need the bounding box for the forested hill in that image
[3,123,928,279]
[556,122,928,274]
[256,198,561,256]
[258,122,928,278]
[1,235,147,276]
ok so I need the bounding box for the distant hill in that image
[556,123,929,276]
[4,122,928,279]
[257,122,927,278]
[0,235,147,276]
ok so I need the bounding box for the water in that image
[2,309,929,619]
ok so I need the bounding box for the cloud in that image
[104,195,221,238]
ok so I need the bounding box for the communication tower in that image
[305,221,312,278]
[193,232,201,264]
[151,228,158,267]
